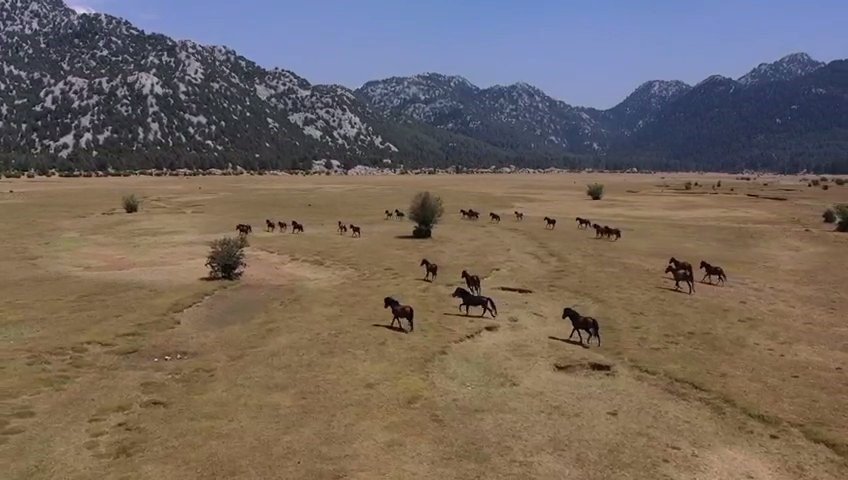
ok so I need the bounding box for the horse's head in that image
[420,259,428,266]
[562,307,578,320]
[452,287,469,298]
[664,265,676,274]
[460,270,469,279]
[384,297,398,309]
[699,260,708,269]
[669,257,677,265]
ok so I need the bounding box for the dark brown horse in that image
[385,209,393,220]
[608,228,621,241]
[489,212,501,223]
[277,221,287,232]
[514,211,524,221]
[576,217,592,229]
[668,257,694,277]
[562,307,601,346]
[291,221,304,234]
[394,209,405,220]
[544,217,557,229]
[420,259,438,281]
[467,209,480,220]
[461,270,481,295]
[349,224,361,238]
[265,219,275,232]
[451,287,497,318]
[384,297,414,332]
[236,224,252,236]
[460,209,470,219]
[337,221,347,235]
[665,265,695,294]
[699,261,727,285]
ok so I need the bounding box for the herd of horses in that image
[235,206,728,344]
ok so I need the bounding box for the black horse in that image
[461,270,482,295]
[489,212,501,223]
[514,211,524,221]
[544,217,557,229]
[265,219,276,232]
[665,265,694,294]
[562,307,601,346]
[350,224,361,238]
[576,217,592,229]
[668,257,694,277]
[385,209,393,220]
[236,224,252,236]
[291,221,304,234]
[451,287,497,318]
[277,221,287,232]
[384,297,414,332]
[420,259,438,281]
[699,261,727,285]
[467,209,480,220]
[394,209,405,220]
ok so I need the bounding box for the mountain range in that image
[1,0,846,173]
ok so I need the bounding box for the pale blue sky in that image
[68,0,848,108]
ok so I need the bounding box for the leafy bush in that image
[811,179,821,186]
[820,176,829,182]
[716,180,722,188]
[122,194,140,213]
[822,184,829,191]
[834,205,848,232]
[823,208,836,223]
[408,191,444,237]
[586,183,604,200]
[684,181,693,191]
[206,236,248,280]
[835,178,846,186]
[2,171,22,178]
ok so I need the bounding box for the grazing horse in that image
[394,209,405,220]
[385,209,393,220]
[337,221,347,235]
[265,219,276,232]
[291,221,304,234]
[514,211,524,221]
[665,265,695,294]
[489,212,501,223]
[384,297,414,332]
[699,261,727,285]
[544,217,557,229]
[561,307,601,346]
[451,287,497,318]
[461,270,482,295]
[349,224,361,238]
[236,224,252,236]
[277,221,287,232]
[420,259,438,281]
[576,217,592,229]
[668,257,694,277]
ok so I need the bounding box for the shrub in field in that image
[834,205,848,232]
[835,178,846,186]
[684,181,693,190]
[122,194,140,213]
[408,191,444,238]
[586,183,604,200]
[206,236,248,280]
[2,171,22,178]
[822,184,829,191]
[823,208,836,223]
[811,179,821,186]
[716,180,722,188]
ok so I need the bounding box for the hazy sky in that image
[67,0,848,109]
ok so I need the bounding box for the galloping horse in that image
[562,307,601,346]
[384,297,414,332]
[385,209,393,220]
[489,212,501,223]
[451,287,497,318]
[576,217,592,229]
[593,223,604,238]
[291,221,304,234]
[394,209,405,220]
[461,270,482,295]
[337,221,347,235]
[467,209,480,220]
[420,259,438,281]
[265,219,276,232]
[699,261,727,285]
[668,257,694,277]
[608,228,621,241]
[665,265,695,294]
[544,217,557,229]
[349,224,361,238]
[277,221,287,232]
[236,224,252,236]
[460,209,470,219]
[514,211,524,221]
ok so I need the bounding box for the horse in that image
[489,212,501,223]
[608,228,621,241]
[665,265,695,294]
[576,217,592,229]
[337,221,347,235]
[561,307,601,346]
[420,259,438,281]
[592,223,603,238]
[467,210,480,220]
[451,287,497,318]
[514,211,524,221]
[385,209,393,220]
[461,270,482,295]
[668,257,694,277]
[236,224,252,236]
[277,221,287,232]
[699,261,727,285]
[291,221,304,234]
[394,209,405,220]
[460,209,470,219]
[265,219,276,232]
[384,297,414,332]
[544,217,557,229]
[350,224,361,238]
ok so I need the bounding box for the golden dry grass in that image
[1,173,847,479]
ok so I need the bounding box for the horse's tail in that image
[487,297,497,317]
[592,318,601,346]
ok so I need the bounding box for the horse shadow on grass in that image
[371,323,407,334]
[548,336,589,349]
[654,286,691,295]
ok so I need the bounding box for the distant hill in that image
[1,1,846,172]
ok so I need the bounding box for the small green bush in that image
[586,183,604,200]
[206,236,248,280]
[122,194,140,213]
[823,208,836,223]
[2,171,22,179]
[811,179,821,186]
[408,191,444,237]
[684,181,693,191]
[835,178,846,186]
[822,184,829,191]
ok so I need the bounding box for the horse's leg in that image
[568,328,576,340]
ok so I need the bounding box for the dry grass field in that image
[1,173,847,479]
